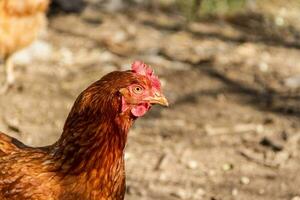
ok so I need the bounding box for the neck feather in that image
[50,84,134,176]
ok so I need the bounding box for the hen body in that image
[0,133,125,200]
[0,62,168,200]
[0,0,49,93]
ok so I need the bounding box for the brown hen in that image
[0,0,49,93]
[0,61,168,200]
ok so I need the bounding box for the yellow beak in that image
[145,93,169,107]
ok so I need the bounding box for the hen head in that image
[73,60,168,121]
[119,61,168,117]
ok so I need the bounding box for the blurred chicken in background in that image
[0,0,49,93]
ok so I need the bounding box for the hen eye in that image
[133,86,144,94]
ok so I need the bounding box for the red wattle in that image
[131,104,150,117]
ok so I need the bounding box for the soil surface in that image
[1,6,300,200]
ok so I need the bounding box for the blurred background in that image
[1,0,300,199]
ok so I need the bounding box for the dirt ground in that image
[1,5,300,200]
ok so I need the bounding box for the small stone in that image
[171,189,189,199]
[222,163,233,171]
[259,62,269,72]
[256,125,264,134]
[159,173,167,181]
[240,176,250,185]
[4,117,20,133]
[232,188,238,196]
[187,160,198,169]
[124,152,131,160]
[275,16,285,26]
[291,196,300,200]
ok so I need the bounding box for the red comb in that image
[131,61,161,90]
